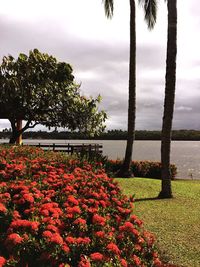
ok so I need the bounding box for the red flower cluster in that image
[0,257,6,267]
[0,203,7,213]
[0,146,162,267]
[5,233,23,247]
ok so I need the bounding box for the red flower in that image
[22,233,29,241]
[30,221,40,231]
[153,258,162,267]
[88,207,98,214]
[43,230,53,238]
[76,237,91,245]
[138,237,145,244]
[134,244,142,251]
[130,215,143,226]
[46,224,59,233]
[132,255,141,266]
[120,258,128,267]
[9,219,39,232]
[65,236,76,244]
[143,231,155,246]
[0,256,6,267]
[62,244,70,253]
[12,210,21,219]
[73,218,86,225]
[23,193,34,203]
[40,209,49,216]
[106,243,120,255]
[78,257,91,267]
[66,206,81,215]
[90,252,104,262]
[99,200,107,208]
[0,192,10,203]
[95,231,105,238]
[0,182,7,188]
[0,203,7,213]
[119,222,139,236]
[6,233,23,246]
[49,233,63,245]
[92,214,106,226]
[67,195,79,206]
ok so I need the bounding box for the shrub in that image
[0,145,162,266]
[104,160,177,180]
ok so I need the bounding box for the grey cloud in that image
[173,97,200,129]
[175,106,192,112]
[0,11,199,131]
[137,44,166,70]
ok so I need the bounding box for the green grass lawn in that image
[117,178,200,267]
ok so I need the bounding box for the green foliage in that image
[105,160,177,179]
[138,0,157,29]
[0,49,107,142]
[102,0,114,19]
[79,149,108,166]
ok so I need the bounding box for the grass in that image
[116,178,200,267]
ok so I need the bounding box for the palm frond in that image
[102,0,114,19]
[138,0,158,30]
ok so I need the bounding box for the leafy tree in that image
[102,0,157,177]
[0,49,107,144]
[159,0,177,198]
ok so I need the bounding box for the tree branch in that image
[22,120,39,132]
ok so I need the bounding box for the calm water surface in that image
[1,139,200,179]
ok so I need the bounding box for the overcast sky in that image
[0,0,200,131]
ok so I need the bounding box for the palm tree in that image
[158,0,177,198]
[102,0,157,177]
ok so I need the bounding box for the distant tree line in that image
[1,129,200,141]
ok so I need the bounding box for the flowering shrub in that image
[105,160,177,179]
[0,145,162,266]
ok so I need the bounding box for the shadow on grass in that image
[134,197,160,202]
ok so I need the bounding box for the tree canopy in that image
[0,49,107,143]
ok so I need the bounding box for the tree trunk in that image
[159,0,177,198]
[9,136,16,144]
[9,119,23,144]
[9,130,21,144]
[16,120,23,145]
[118,0,136,178]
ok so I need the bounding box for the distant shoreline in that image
[1,129,200,141]
[1,138,200,142]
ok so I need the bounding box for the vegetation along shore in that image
[1,129,200,141]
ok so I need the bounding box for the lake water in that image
[1,139,200,180]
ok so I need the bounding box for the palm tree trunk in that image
[159,0,177,198]
[118,0,136,178]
